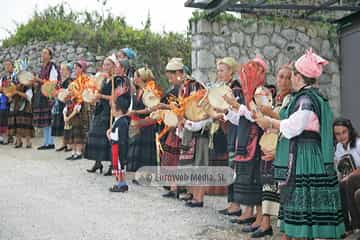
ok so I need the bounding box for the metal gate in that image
[339,13,360,130]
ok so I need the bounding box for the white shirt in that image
[334,138,360,168]
[49,65,58,81]
[25,89,33,102]
[63,104,81,114]
[184,118,212,132]
[279,102,320,139]
[223,104,254,125]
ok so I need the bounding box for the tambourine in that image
[254,86,273,108]
[17,71,34,86]
[150,110,178,127]
[259,132,278,152]
[142,89,161,108]
[2,85,17,97]
[57,88,69,103]
[89,72,105,90]
[82,89,96,103]
[184,97,208,122]
[208,84,233,110]
[163,110,178,127]
[41,81,58,98]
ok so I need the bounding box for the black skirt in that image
[227,151,262,206]
[51,100,65,136]
[84,111,111,162]
[32,87,52,128]
[63,113,86,145]
[126,124,157,172]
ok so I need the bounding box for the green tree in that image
[2,3,191,89]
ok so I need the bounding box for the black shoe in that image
[47,144,55,149]
[26,143,32,149]
[218,208,242,216]
[162,191,179,199]
[64,147,72,152]
[241,224,259,233]
[72,154,82,160]
[132,179,140,185]
[56,146,67,151]
[109,185,129,192]
[185,201,204,208]
[86,162,104,173]
[65,155,74,160]
[163,186,171,191]
[180,193,193,201]
[230,216,256,225]
[251,227,273,238]
[14,142,23,148]
[103,166,112,176]
[37,145,48,150]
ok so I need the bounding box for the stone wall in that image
[190,18,341,116]
[0,41,107,74]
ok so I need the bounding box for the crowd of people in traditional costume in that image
[1,44,360,239]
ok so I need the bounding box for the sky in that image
[0,0,195,41]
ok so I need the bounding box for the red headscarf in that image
[238,57,267,107]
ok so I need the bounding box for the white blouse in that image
[49,65,59,81]
[184,118,212,132]
[223,104,254,125]
[63,104,82,115]
[279,101,320,139]
[334,138,360,168]
[25,89,33,102]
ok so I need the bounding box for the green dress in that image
[274,87,345,239]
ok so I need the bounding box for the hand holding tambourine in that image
[222,94,240,110]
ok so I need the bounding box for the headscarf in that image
[106,54,119,67]
[238,57,267,107]
[252,55,268,71]
[121,48,136,59]
[166,58,184,71]
[75,60,88,71]
[136,67,154,82]
[295,49,328,78]
[217,57,237,73]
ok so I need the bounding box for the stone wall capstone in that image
[0,41,108,75]
[191,18,340,116]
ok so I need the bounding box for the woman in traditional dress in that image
[126,67,158,176]
[255,49,345,239]
[160,58,185,198]
[219,57,265,229]
[54,63,73,152]
[116,48,136,79]
[174,69,212,207]
[0,60,14,144]
[333,118,360,236]
[33,48,60,150]
[215,57,244,217]
[249,65,292,238]
[64,60,89,160]
[7,66,34,148]
[85,56,116,175]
